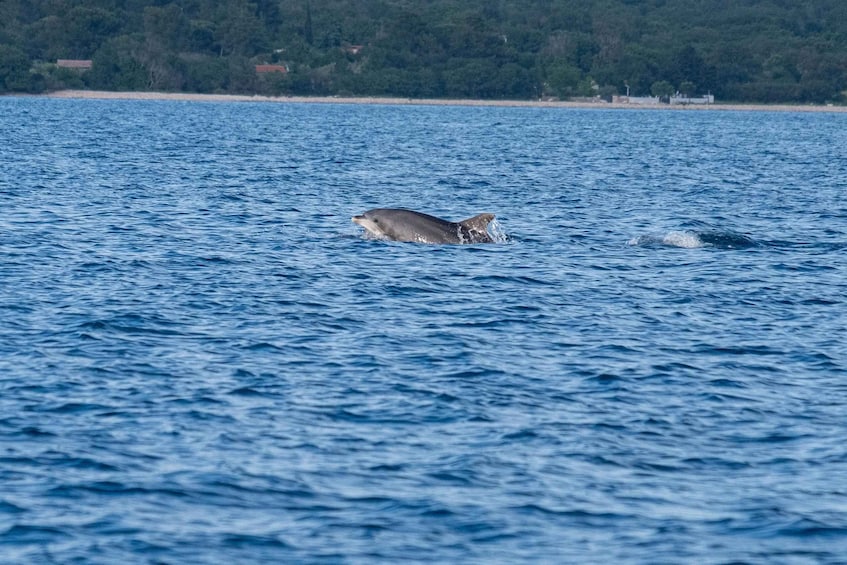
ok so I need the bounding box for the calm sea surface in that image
[1,97,846,563]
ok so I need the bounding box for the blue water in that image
[1,97,846,563]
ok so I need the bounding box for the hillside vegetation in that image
[1,0,845,103]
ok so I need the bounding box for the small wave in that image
[1,524,72,543]
[222,533,291,549]
[77,314,184,337]
[0,500,25,514]
[628,226,757,249]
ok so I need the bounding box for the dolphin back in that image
[353,208,497,244]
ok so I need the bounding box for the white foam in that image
[662,231,704,248]
[488,219,509,243]
[627,231,705,248]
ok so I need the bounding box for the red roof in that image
[255,64,288,74]
[57,59,92,69]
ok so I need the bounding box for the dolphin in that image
[352,208,496,244]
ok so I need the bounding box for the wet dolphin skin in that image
[352,208,495,244]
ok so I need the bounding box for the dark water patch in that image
[76,314,184,337]
[222,533,291,549]
[1,524,72,544]
[38,402,112,414]
[228,386,267,397]
[53,479,188,496]
[0,500,25,514]
[17,426,57,438]
[778,520,847,537]
[586,372,624,384]
[5,452,122,472]
[707,378,748,388]
[680,457,751,470]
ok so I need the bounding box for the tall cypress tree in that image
[304,1,313,46]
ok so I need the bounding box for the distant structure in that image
[342,45,364,55]
[569,96,605,103]
[255,64,288,74]
[612,95,660,105]
[612,93,715,105]
[56,59,92,70]
[669,93,714,105]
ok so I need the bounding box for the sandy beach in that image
[43,89,847,113]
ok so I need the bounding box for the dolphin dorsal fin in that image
[458,213,495,232]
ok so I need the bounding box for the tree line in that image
[1,0,845,104]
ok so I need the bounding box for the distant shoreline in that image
[39,89,847,113]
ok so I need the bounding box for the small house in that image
[255,64,288,74]
[56,59,92,70]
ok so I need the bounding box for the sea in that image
[1,96,845,564]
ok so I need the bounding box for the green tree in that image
[226,55,257,92]
[187,20,218,54]
[89,36,147,91]
[2,0,845,103]
[545,61,582,97]
[144,5,189,52]
[669,46,715,94]
[576,76,598,97]
[304,1,314,46]
[651,80,674,98]
[216,1,267,57]
[183,56,228,92]
[679,80,695,96]
[443,59,498,98]
[63,7,122,58]
[0,44,30,92]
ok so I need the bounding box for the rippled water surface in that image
[1,97,846,563]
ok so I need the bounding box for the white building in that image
[669,93,714,105]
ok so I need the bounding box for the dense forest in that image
[1,0,846,103]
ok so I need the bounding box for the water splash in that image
[487,218,510,244]
[628,226,757,249]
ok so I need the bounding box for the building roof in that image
[255,64,288,74]
[57,59,93,69]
